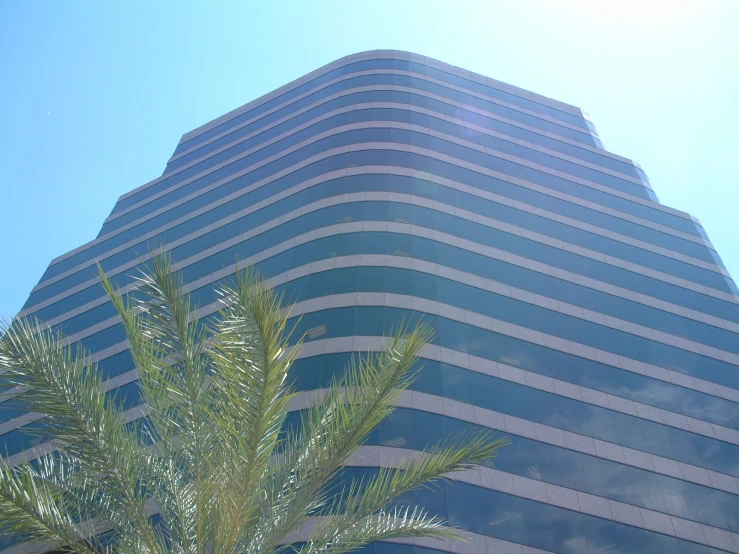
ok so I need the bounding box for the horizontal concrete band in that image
[5,344,739,550]
[27,222,739,408]
[7,337,739,502]
[26,252,739,450]
[303,338,739,486]
[35,240,739,412]
[108,122,655,238]
[33,220,738,361]
[313,339,739,493]
[5,374,739,553]
[161,89,644,206]
[184,49,583,141]
[16,242,739,466]
[4,385,738,553]
[291,292,739,404]
[27,221,739,405]
[14,256,739,447]
[42,184,728,313]
[225,260,739,411]
[180,49,586,148]
[168,86,620,208]
[10,255,739,447]
[36,159,719,299]
[48,138,711,276]
[346,445,739,553]
[0,523,539,554]
[280,521,544,554]
[5,328,739,494]
[27,195,736,332]
[167,254,739,394]
[107,117,681,233]
[166,71,632,188]
[170,68,599,169]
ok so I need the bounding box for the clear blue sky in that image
[1,0,737,319]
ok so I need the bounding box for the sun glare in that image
[545,0,697,26]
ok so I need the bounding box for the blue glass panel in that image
[106,122,649,235]
[168,88,638,179]
[30,195,733,330]
[172,59,593,159]
[286,308,739,477]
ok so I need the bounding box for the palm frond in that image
[299,507,456,554]
[0,458,104,554]
[241,323,434,552]
[297,430,508,554]
[0,318,160,552]
[205,266,300,552]
[99,253,210,554]
[1,252,506,554]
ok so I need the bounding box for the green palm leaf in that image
[0,251,506,553]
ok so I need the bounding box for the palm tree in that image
[0,252,506,554]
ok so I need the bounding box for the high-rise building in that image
[3,50,739,554]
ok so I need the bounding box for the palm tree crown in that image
[0,253,506,554]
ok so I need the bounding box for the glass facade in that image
[4,51,739,553]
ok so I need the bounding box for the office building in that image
[4,51,739,553]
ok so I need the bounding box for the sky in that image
[0,0,737,319]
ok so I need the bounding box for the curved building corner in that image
[4,51,739,554]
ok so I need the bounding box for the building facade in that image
[3,50,739,553]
